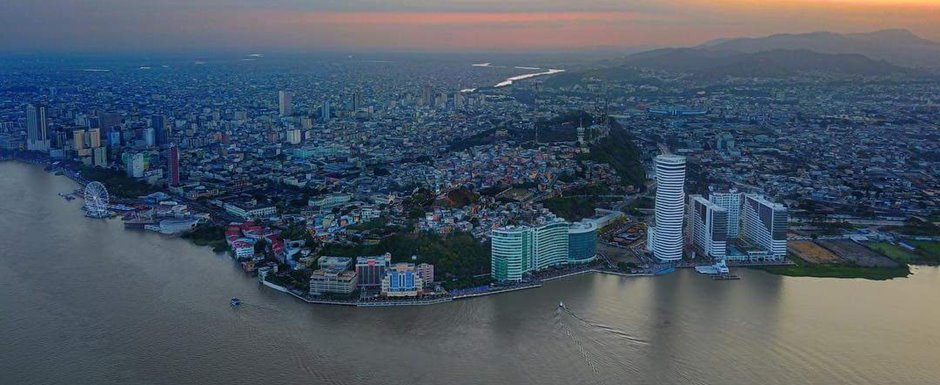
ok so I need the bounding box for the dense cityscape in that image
[4,0,940,383]
[1,48,937,306]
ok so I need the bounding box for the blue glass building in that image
[568,221,597,263]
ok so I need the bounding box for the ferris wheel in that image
[83,181,110,218]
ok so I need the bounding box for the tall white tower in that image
[651,155,687,261]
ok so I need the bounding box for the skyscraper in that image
[278,91,293,117]
[125,152,145,178]
[26,103,49,152]
[689,195,728,260]
[152,115,166,147]
[99,113,122,131]
[651,155,687,261]
[742,194,788,259]
[285,129,301,145]
[167,144,180,186]
[87,128,101,148]
[144,127,155,147]
[532,220,569,271]
[490,218,570,282]
[567,221,598,263]
[351,92,362,110]
[108,127,121,148]
[709,190,742,238]
[421,84,433,107]
[92,147,108,167]
[491,226,532,282]
[321,100,331,121]
[72,129,86,151]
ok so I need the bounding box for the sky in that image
[1,0,939,54]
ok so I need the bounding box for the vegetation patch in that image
[443,188,480,208]
[583,119,645,189]
[182,224,229,252]
[78,165,158,198]
[882,219,940,236]
[542,196,600,222]
[755,255,910,281]
[321,232,491,289]
[867,241,940,265]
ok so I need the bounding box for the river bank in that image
[754,257,912,280]
[5,159,940,385]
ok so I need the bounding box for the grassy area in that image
[756,256,910,280]
[866,242,920,264]
[908,241,940,261]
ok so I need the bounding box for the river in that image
[2,161,939,385]
[471,63,565,88]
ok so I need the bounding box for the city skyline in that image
[2,0,940,53]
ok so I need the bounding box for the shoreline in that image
[18,158,928,308]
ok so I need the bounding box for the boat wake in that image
[559,305,650,346]
[553,306,599,374]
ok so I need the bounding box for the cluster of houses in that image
[223,221,434,299]
[309,254,435,299]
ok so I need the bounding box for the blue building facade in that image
[568,221,597,263]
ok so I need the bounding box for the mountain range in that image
[701,29,940,69]
[546,30,940,84]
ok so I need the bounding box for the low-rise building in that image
[381,263,424,298]
[223,199,277,220]
[416,263,434,287]
[232,240,254,259]
[356,253,391,289]
[309,269,358,296]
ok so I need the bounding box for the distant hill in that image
[702,29,940,68]
[620,48,905,78]
[542,29,937,87]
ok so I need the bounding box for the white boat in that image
[695,260,730,275]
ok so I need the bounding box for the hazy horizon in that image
[2,0,939,54]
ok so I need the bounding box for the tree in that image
[254,239,268,254]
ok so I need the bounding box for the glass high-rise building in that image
[567,221,598,263]
[742,194,788,259]
[709,189,742,238]
[152,115,166,147]
[651,155,687,261]
[689,195,728,260]
[26,103,49,152]
[491,226,532,282]
[491,219,571,282]
[533,220,569,271]
[278,91,292,117]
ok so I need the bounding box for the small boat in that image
[230,297,241,307]
[559,301,565,309]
